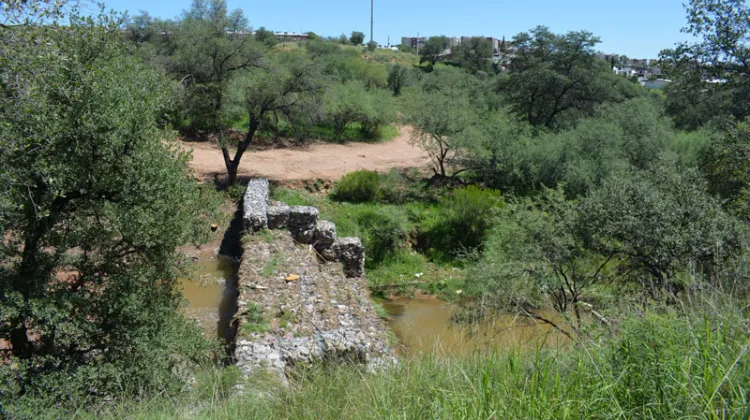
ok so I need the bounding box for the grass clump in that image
[419,186,504,259]
[240,303,271,335]
[72,304,749,419]
[332,170,380,203]
[351,206,412,267]
[260,255,281,277]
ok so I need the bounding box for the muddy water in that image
[181,252,567,356]
[180,254,239,339]
[381,297,569,356]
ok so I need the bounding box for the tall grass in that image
[73,304,749,420]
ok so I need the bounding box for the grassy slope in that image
[81,306,749,419]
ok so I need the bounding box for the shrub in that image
[354,206,412,266]
[419,186,503,258]
[359,89,396,140]
[332,170,380,202]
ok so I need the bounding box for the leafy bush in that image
[419,186,503,258]
[358,88,396,140]
[376,170,438,204]
[353,206,412,266]
[332,170,380,202]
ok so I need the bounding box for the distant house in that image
[401,36,426,51]
[624,58,650,68]
[596,53,619,63]
[459,36,500,53]
[273,31,309,42]
[614,67,638,77]
[643,79,671,89]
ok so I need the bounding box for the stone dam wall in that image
[233,179,395,381]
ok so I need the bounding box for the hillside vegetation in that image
[2,0,750,418]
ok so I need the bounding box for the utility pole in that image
[370,0,374,45]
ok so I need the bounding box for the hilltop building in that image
[401,36,426,51]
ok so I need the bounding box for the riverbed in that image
[181,253,567,354]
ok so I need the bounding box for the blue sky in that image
[101,0,692,58]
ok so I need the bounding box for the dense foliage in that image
[660,0,750,128]
[0,2,217,411]
[3,0,750,417]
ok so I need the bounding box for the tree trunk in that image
[11,231,42,359]
[226,161,239,186]
[10,324,30,359]
[223,116,260,186]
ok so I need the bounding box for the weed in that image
[260,255,281,277]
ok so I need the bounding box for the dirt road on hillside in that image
[184,126,430,181]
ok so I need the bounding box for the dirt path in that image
[184,126,430,181]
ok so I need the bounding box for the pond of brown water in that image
[181,252,568,355]
[380,297,569,356]
[180,254,239,339]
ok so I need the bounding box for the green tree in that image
[660,0,750,128]
[0,2,215,405]
[452,37,493,73]
[323,82,370,140]
[460,110,534,193]
[405,90,475,177]
[321,82,394,141]
[582,168,743,298]
[358,87,396,139]
[420,35,449,66]
[539,97,672,197]
[222,55,322,184]
[469,187,613,334]
[703,119,750,220]
[254,26,277,47]
[164,0,263,133]
[350,31,365,46]
[123,10,155,44]
[502,26,629,128]
[387,63,411,96]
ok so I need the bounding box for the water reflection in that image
[381,297,569,356]
[180,254,239,341]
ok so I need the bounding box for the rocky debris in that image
[267,203,290,230]
[288,206,319,244]
[314,220,337,247]
[332,237,366,278]
[243,178,270,231]
[234,230,395,383]
[236,328,393,377]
